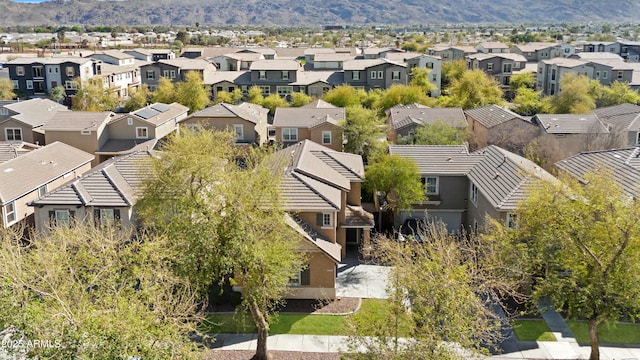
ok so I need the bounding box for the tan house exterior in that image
[0,142,93,229]
[465,104,538,151]
[0,98,69,145]
[180,102,269,145]
[272,106,345,151]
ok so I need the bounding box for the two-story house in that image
[465,104,538,151]
[249,59,301,98]
[593,103,640,147]
[427,44,477,62]
[0,98,68,144]
[386,107,467,144]
[342,59,408,91]
[404,54,443,97]
[466,53,527,97]
[537,57,594,96]
[140,59,216,90]
[179,102,269,145]
[476,42,510,54]
[511,42,565,63]
[7,57,95,98]
[1,141,93,229]
[212,52,263,71]
[271,105,345,151]
[532,114,611,158]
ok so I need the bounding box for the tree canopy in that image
[438,69,505,109]
[175,71,210,113]
[124,84,151,111]
[71,79,119,111]
[323,85,365,107]
[342,105,386,162]
[597,80,640,107]
[0,78,16,100]
[549,73,597,114]
[401,121,469,145]
[375,84,435,112]
[363,154,425,211]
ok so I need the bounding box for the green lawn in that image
[202,299,389,335]
[567,321,640,345]
[511,319,556,341]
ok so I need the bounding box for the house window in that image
[503,63,512,73]
[514,62,520,68]
[163,70,170,78]
[170,70,175,79]
[3,202,16,225]
[470,182,478,206]
[392,71,400,80]
[65,66,75,77]
[352,71,360,80]
[5,128,22,141]
[282,128,298,141]
[11,81,18,90]
[322,130,331,145]
[426,62,434,69]
[487,63,493,71]
[617,71,624,80]
[81,130,91,135]
[281,71,289,80]
[94,208,121,228]
[233,124,244,141]
[65,81,78,90]
[259,70,266,80]
[503,76,511,86]
[0,108,7,116]
[277,86,293,97]
[596,71,600,78]
[15,66,24,76]
[32,66,43,77]
[551,69,556,81]
[38,185,47,198]
[317,212,332,228]
[146,70,155,79]
[289,268,311,286]
[422,176,439,195]
[370,70,376,79]
[136,127,148,139]
[603,72,608,79]
[55,209,70,227]
[26,80,33,90]
[127,117,133,125]
[260,86,270,96]
[377,71,383,79]
[506,213,519,229]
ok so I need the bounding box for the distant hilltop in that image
[0,0,639,26]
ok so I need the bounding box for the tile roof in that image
[30,150,154,207]
[285,214,341,263]
[203,70,249,85]
[0,141,38,164]
[388,145,480,176]
[540,57,588,68]
[301,99,337,109]
[271,140,364,212]
[572,52,624,61]
[40,111,114,132]
[313,53,355,62]
[273,107,345,128]
[289,71,343,86]
[389,107,467,130]
[534,114,609,134]
[112,102,188,127]
[465,104,529,128]
[249,60,301,71]
[478,42,509,49]
[467,53,528,62]
[342,59,406,70]
[3,98,69,127]
[555,147,640,198]
[92,50,134,60]
[157,59,215,70]
[592,103,640,130]
[7,57,93,65]
[0,142,94,204]
[187,102,268,125]
[514,42,561,52]
[343,205,375,228]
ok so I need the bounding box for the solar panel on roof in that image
[150,103,171,113]
[135,108,160,120]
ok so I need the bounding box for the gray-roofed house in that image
[593,103,640,147]
[179,102,269,145]
[0,141,38,164]
[537,57,594,96]
[267,140,373,299]
[532,114,612,156]
[0,98,69,144]
[389,144,555,233]
[466,53,527,97]
[342,59,408,91]
[511,42,568,63]
[272,107,345,151]
[140,59,216,90]
[427,44,477,61]
[249,60,302,98]
[465,104,538,151]
[211,52,264,71]
[29,150,153,233]
[476,42,510,54]
[6,57,96,98]
[1,141,93,229]
[386,107,467,144]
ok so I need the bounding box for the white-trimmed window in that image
[260,86,270,96]
[259,70,266,80]
[514,61,521,69]
[55,209,70,227]
[617,71,624,80]
[15,66,24,76]
[233,124,244,141]
[506,212,519,229]
[38,185,47,198]
[282,128,298,141]
[170,70,176,79]
[127,117,133,125]
[281,71,289,80]
[65,81,78,90]
[377,70,383,79]
[5,128,22,141]
[487,63,493,71]
[470,182,478,206]
[136,127,148,139]
[0,108,7,116]
[65,66,75,77]
[370,71,377,79]
[319,212,332,228]
[3,202,16,225]
[163,70,170,78]
[322,130,332,145]
[26,80,33,90]
[352,71,360,80]
[146,70,155,79]
[422,176,439,195]
[603,72,608,79]
[11,80,18,90]
[392,71,400,80]
[503,63,512,73]
[277,86,293,97]
[596,71,600,78]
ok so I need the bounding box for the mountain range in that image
[0,0,638,27]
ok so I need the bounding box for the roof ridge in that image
[291,172,340,209]
[625,147,640,165]
[101,164,133,206]
[322,150,362,180]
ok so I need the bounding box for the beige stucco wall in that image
[0,119,35,143]
[108,117,158,140]
[45,130,100,166]
[347,182,361,206]
[309,124,343,152]
[33,205,133,233]
[298,211,337,244]
[181,117,261,144]
[466,115,490,150]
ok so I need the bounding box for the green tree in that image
[175,71,210,113]
[323,85,364,107]
[509,72,536,92]
[261,93,288,115]
[137,129,304,360]
[549,73,597,114]
[502,170,640,360]
[342,105,386,161]
[402,121,469,145]
[0,224,202,359]
[47,85,66,103]
[409,67,437,95]
[363,154,425,212]
[597,81,640,107]
[375,84,436,112]
[289,91,312,107]
[215,88,244,104]
[124,84,151,111]
[247,85,264,105]
[438,69,505,109]
[0,78,16,100]
[441,59,466,89]
[512,87,552,116]
[152,77,177,104]
[72,80,119,111]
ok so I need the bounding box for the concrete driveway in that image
[335,257,391,299]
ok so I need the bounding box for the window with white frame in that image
[55,209,70,227]
[370,70,376,79]
[514,61,520,68]
[127,117,133,125]
[426,62,434,69]
[422,176,439,195]
[170,70,176,79]
[282,128,298,141]
[320,213,332,228]
[64,81,78,90]
[15,66,24,76]
[136,127,148,139]
[3,202,16,225]
[259,70,266,80]
[26,80,33,90]
[470,182,478,206]
[596,71,600,78]
[506,212,519,229]
[233,124,244,141]
[503,63,512,73]
[392,71,400,80]
[163,70,170,78]
[322,130,331,145]
[603,72,607,79]
[277,86,293,97]
[377,70,383,79]
[487,63,493,71]
[260,86,270,96]
[5,128,22,141]
[38,185,47,198]
[146,70,155,79]
[617,71,624,80]
[0,108,7,116]
[352,71,360,80]
[65,66,75,77]
[11,81,18,90]
[281,71,289,80]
